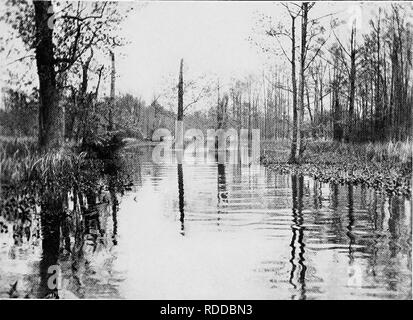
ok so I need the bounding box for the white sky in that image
[1,1,408,110]
[117,1,270,100]
[116,1,380,102]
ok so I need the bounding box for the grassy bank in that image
[1,138,103,205]
[261,139,412,197]
[0,135,130,213]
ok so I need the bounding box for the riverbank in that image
[261,139,412,197]
[0,134,130,206]
[1,136,412,198]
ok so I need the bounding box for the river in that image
[0,146,411,299]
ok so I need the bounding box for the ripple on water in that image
[0,151,411,299]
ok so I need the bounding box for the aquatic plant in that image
[261,139,412,197]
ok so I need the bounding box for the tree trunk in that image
[108,50,115,131]
[332,56,343,141]
[176,58,184,150]
[347,23,356,142]
[77,52,93,142]
[177,58,184,121]
[298,2,308,156]
[34,1,61,150]
[288,15,298,163]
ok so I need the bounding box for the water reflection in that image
[39,212,60,298]
[109,177,119,246]
[177,163,185,236]
[347,184,355,263]
[289,174,306,300]
[0,147,411,299]
[217,163,228,229]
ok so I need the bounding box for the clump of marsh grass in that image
[1,149,104,197]
[0,136,37,159]
[0,149,109,235]
[1,132,131,218]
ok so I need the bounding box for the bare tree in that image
[266,3,300,162]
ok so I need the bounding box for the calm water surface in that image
[0,147,411,299]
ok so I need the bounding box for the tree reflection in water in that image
[289,174,307,300]
[347,184,355,264]
[177,163,185,236]
[39,211,61,298]
[0,148,133,298]
[217,163,228,229]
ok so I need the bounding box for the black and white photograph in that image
[0,0,412,305]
